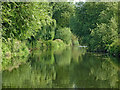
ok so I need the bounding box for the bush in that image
[108,39,120,57]
[2,42,11,70]
[2,39,29,70]
[52,39,66,50]
[36,19,56,41]
[55,27,72,45]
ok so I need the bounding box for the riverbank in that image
[2,37,79,71]
[2,39,29,71]
[2,38,120,71]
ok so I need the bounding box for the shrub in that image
[55,27,72,45]
[2,39,29,70]
[52,39,66,50]
[108,39,120,57]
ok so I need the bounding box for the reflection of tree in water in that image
[2,47,119,88]
[70,53,119,88]
[71,47,86,63]
[54,47,72,66]
[53,47,86,88]
[3,63,32,88]
[3,49,56,88]
[27,49,56,88]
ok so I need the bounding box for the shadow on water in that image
[2,47,120,88]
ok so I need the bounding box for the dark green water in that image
[2,47,120,88]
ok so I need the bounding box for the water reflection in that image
[2,47,120,88]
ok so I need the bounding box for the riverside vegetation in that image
[1,2,120,71]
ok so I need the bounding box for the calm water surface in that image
[2,47,120,88]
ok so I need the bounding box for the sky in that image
[75,0,86,2]
[73,0,86,4]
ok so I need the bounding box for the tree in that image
[2,2,56,41]
[70,2,120,56]
[55,27,72,45]
[52,2,75,28]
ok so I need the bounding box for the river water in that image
[2,47,120,88]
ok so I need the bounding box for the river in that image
[2,46,120,88]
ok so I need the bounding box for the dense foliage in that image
[2,2,56,40]
[52,2,75,28]
[1,2,77,70]
[2,39,29,70]
[70,2,120,57]
[55,27,72,45]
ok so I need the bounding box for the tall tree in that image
[52,2,75,28]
